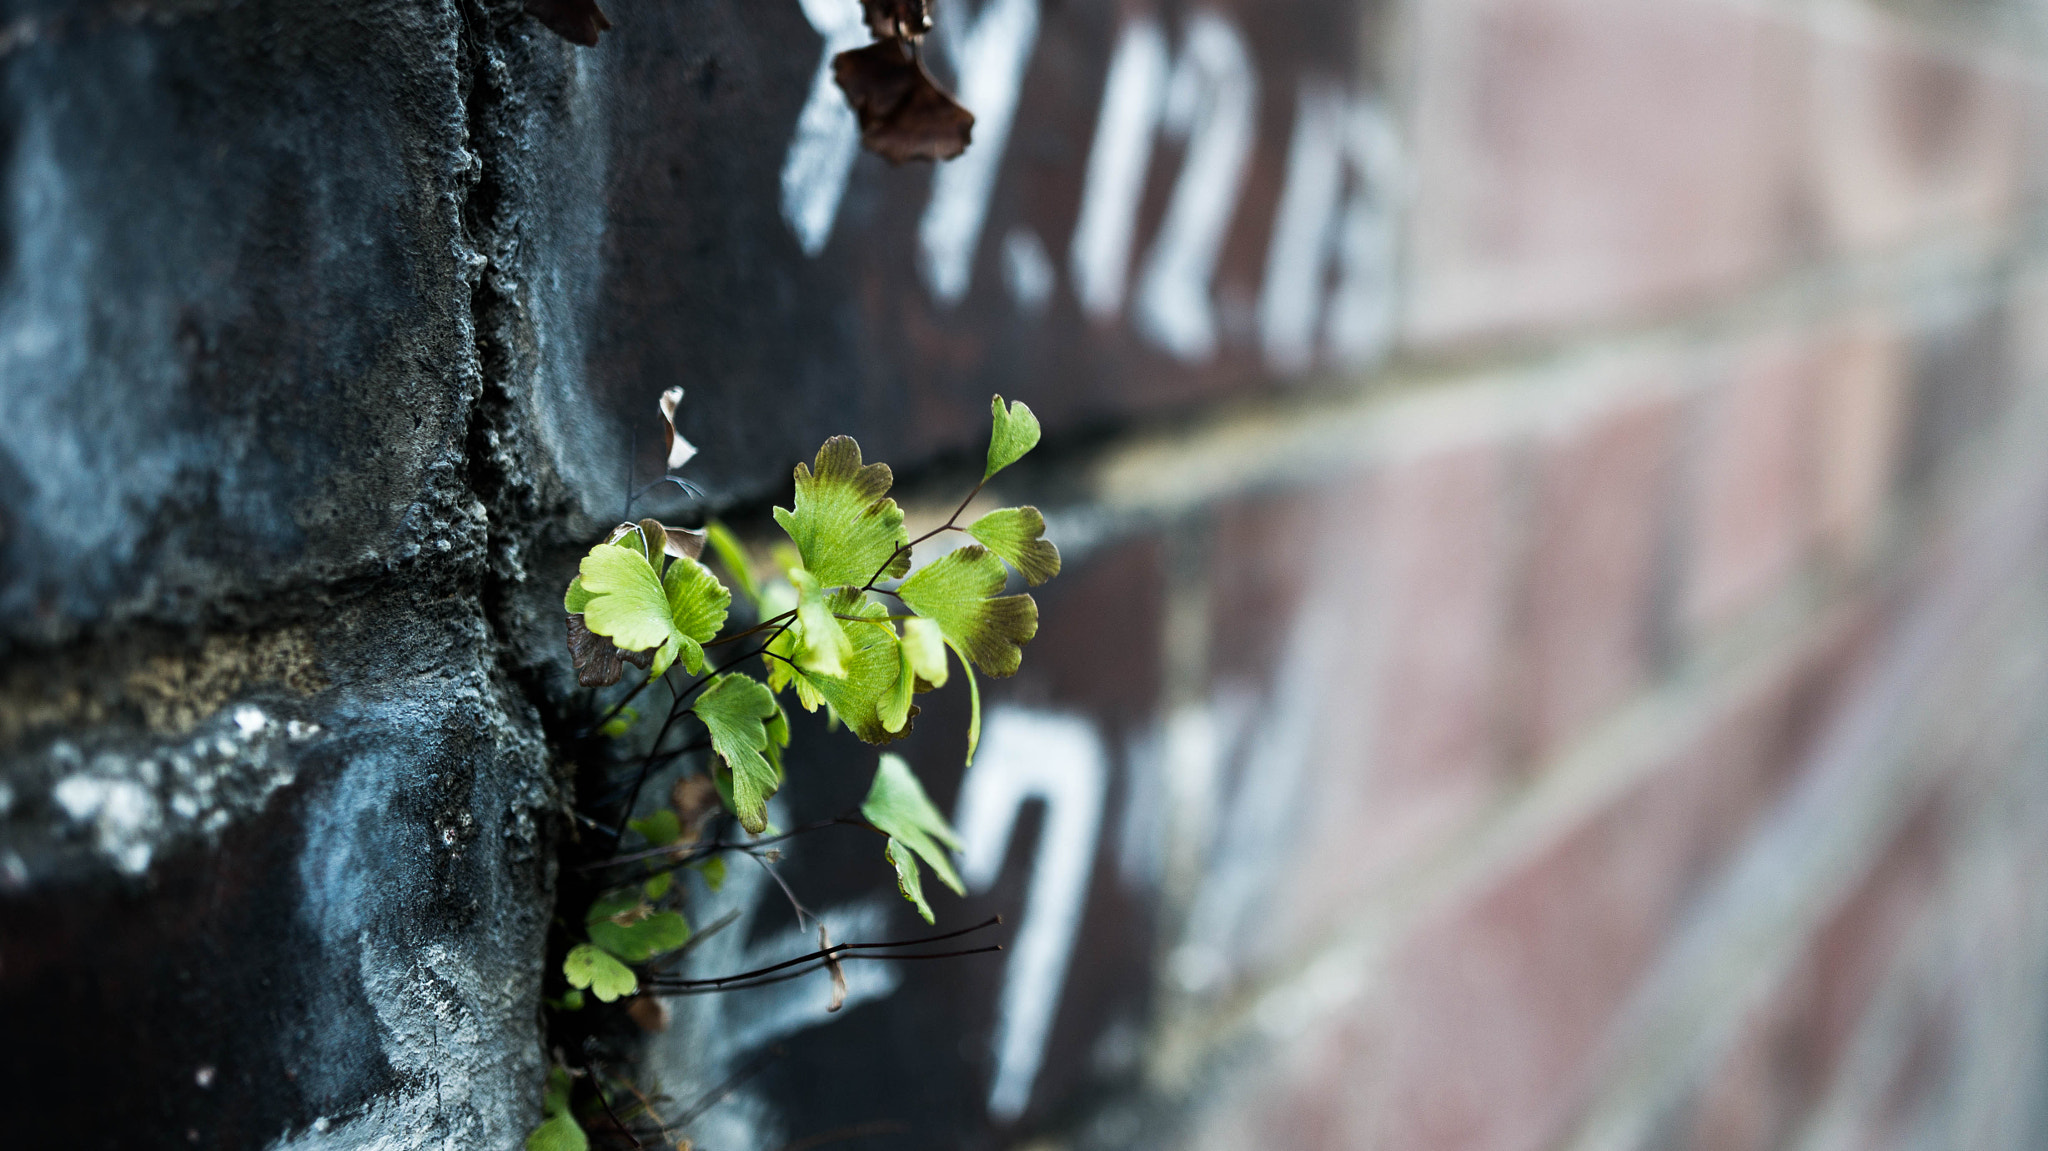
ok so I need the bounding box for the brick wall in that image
[6,0,2048,1147]
[691,0,2048,1145]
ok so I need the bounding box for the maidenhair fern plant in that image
[530,394,1057,1151]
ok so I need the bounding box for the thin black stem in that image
[646,945,1002,996]
[608,677,683,841]
[586,1060,645,1151]
[857,477,988,592]
[703,610,797,647]
[583,814,862,872]
[649,917,1002,989]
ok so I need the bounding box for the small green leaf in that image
[878,637,915,734]
[693,855,726,892]
[791,568,850,677]
[587,910,690,962]
[542,989,586,1012]
[578,545,675,655]
[691,674,783,833]
[799,593,915,743]
[542,1066,576,1118]
[772,437,911,587]
[985,395,1041,480]
[528,1114,589,1151]
[663,554,731,676]
[586,888,645,924]
[900,617,949,689]
[563,577,592,614]
[628,809,681,847]
[643,872,673,899]
[953,641,981,766]
[886,838,934,923]
[704,520,762,612]
[863,754,965,923]
[599,706,640,739]
[968,507,1061,586]
[896,546,1038,677]
[563,944,637,1002]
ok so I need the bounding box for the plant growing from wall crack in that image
[531,392,1057,1150]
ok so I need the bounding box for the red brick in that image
[1281,619,1869,1151]
[1675,799,1944,1151]
[1685,335,1819,633]
[1810,316,1909,568]
[1404,0,1805,345]
[1261,440,1522,963]
[1808,22,2027,255]
[1518,384,1683,758]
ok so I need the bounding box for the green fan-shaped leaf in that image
[663,554,730,675]
[772,437,911,587]
[578,545,673,654]
[862,754,965,923]
[896,545,1038,677]
[800,593,914,743]
[879,636,915,734]
[985,395,1041,480]
[528,1115,588,1151]
[628,809,681,847]
[791,568,850,676]
[968,506,1061,586]
[886,839,934,924]
[691,674,782,833]
[704,520,762,612]
[901,617,949,689]
[587,910,690,963]
[563,944,637,1002]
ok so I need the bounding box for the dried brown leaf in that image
[833,40,974,164]
[567,615,653,688]
[658,386,698,471]
[860,0,931,39]
[525,0,612,47]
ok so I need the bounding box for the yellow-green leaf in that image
[896,546,1038,677]
[704,520,762,612]
[901,616,949,689]
[662,553,730,675]
[967,506,1061,586]
[578,545,674,654]
[985,395,1041,480]
[791,568,850,677]
[863,754,966,923]
[691,674,782,833]
[563,944,637,1002]
[772,436,910,587]
[798,593,914,743]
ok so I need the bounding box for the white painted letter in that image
[955,708,1108,1122]
[1132,13,1258,362]
[919,0,1043,304]
[1258,83,1402,373]
[780,0,872,256]
[1069,20,1170,322]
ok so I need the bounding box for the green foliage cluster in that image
[536,397,1056,1149]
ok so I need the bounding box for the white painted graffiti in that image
[779,6,1404,373]
[953,707,1108,1122]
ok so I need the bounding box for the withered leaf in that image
[833,40,975,164]
[658,386,698,472]
[664,525,706,561]
[820,924,848,1013]
[860,0,931,39]
[670,773,721,844]
[525,0,612,47]
[568,614,654,688]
